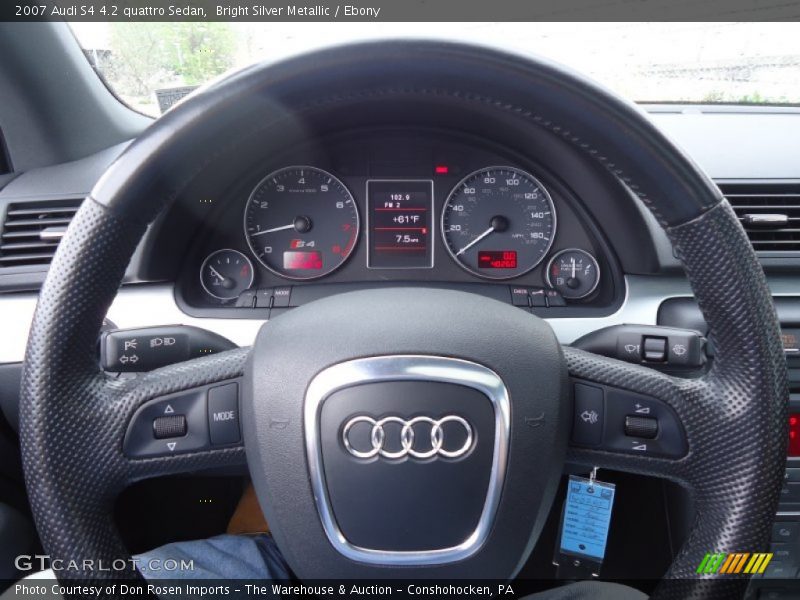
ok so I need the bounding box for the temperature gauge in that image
[200,249,255,300]
[546,249,600,299]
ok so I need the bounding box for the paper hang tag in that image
[553,473,616,579]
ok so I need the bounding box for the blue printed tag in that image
[559,475,616,561]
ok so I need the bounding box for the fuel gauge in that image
[200,249,255,300]
[546,249,600,300]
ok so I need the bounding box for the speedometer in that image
[441,166,556,280]
[244,166,359,280]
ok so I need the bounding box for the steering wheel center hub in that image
[306,356,508,564]
[242,287,568,578]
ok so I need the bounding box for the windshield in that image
[69,22,800,117]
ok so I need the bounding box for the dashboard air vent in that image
[0,199,82,267]
[719,182,800,253]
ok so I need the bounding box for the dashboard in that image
[1,28,800,591]
[176,130,622,320]
[2,105,800,365]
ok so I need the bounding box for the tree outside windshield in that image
[69,22,800,116]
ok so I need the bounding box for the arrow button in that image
[572,383,604,446]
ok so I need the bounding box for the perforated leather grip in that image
[566,201,786,599]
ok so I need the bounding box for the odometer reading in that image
[244,166,359,280]
[441,167,556,279]
[478,250,517,269]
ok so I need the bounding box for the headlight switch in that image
[100,325,236,372]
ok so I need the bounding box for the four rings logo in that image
[342,415,474,459]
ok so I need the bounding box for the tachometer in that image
[244,166,359,280]
[441,167,556,279]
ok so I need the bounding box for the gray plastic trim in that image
[3,274,799,364]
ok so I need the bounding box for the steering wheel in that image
[20,41,787,599]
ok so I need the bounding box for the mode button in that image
[208,383,241,445]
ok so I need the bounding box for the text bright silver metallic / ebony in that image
[304,355,510,565]
[342,414,474,459]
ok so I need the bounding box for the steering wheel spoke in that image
[564,345,698,482]
[34,348,252,510]
[111,348,250,483]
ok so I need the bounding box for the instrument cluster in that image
[183,132,616,315]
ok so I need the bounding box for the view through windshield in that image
[69,22,800,116]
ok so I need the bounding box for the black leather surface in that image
[19,41,786,599]
[567,201,787,598]
[20,203,248,588]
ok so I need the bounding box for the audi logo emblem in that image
[342,415,474,459]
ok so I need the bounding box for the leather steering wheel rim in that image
[20,41,787,599]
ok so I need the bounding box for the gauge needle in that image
[208,265,226,282]
[455,226,495,257]
[208,266,235,289]
[250,224,296,237]
[571,257,576,279]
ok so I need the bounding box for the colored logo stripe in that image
[744,553,773,574]
[696,552,772,575]
[697,553,726,574]
[719,553,740,574]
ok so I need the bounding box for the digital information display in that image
[283,250,323,270]
[478,250,518,269]
[367,180,434,269]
